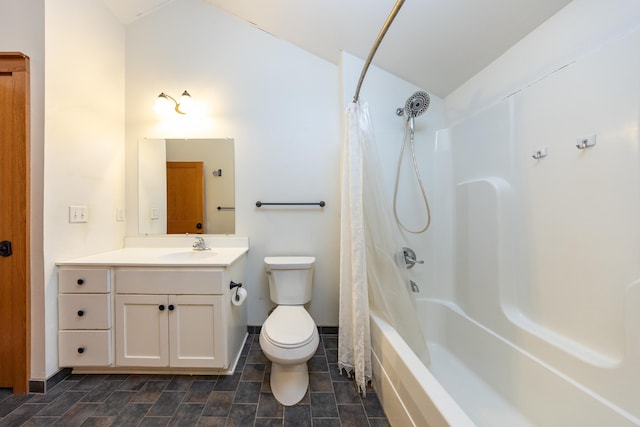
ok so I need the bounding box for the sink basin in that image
[158,250,218,260]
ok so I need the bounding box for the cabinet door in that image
[169,295,224,368]
[115,294,169,367]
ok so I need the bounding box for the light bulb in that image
[154,93,174,114]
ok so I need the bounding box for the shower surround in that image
[350,4,640,425]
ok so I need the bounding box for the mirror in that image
[138,138,235,235]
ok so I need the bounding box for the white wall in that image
[125,0,341,326]
[446,0,640,122]
[0,0,46,381]
[44,0,125,377]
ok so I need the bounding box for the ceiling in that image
[103,0,572,97]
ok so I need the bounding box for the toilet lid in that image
[263,306,316,348]
[264,256,315,269]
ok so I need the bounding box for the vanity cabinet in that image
[58,268,113,367]
[115,294,223,368]
[114,268,234,370]
[56,240,248,375]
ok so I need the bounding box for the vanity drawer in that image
[59,269,111,293]
[116,269,224,294]
[58,330,113,367]
[59,294,111,330]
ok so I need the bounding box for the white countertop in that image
[56,236,249,267]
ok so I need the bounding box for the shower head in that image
[396,91,430,136]
[404,91,430,118]
[395,91,431,136]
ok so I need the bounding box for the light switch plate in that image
[69,205,88,223]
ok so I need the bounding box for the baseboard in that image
[247,325,262,334]
[248,325,338,335]
[29,368,72,393]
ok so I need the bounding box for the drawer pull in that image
[77,310,85,317]
[77,347,85,354]
[168,304,175,311]
[159,304,165,311]
[77,279,85,285]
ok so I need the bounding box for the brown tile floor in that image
[0,333,389,426]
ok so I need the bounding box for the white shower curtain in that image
[339,102,430,395]
[338,102,371,394]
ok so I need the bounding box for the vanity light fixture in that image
[154,90,193,115]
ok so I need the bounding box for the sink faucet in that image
[192,236,211,251]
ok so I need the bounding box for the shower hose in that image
[393,120,431,234]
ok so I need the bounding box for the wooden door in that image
[166,161,205,234]
[0,53,30,394]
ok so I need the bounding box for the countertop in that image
[56,246,248,268]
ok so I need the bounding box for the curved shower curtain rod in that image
[352,0,406,103]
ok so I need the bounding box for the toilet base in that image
[270,362,309,406]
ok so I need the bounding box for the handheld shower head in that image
[396,91,431,136]
[404,91,430,118]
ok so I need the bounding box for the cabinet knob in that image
[77,310,85,317]
[77,278,84,285]
[168,304,175,311]
[159,304,165,311]
[77,347,85,354]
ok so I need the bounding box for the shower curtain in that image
[339,102,430,395]
[339,102,371,394]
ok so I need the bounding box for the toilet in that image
[259,256,319,406]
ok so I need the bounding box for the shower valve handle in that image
[402,247,423,269]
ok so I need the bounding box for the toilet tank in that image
[264,256,315,305]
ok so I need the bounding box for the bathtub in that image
[370,299,640,427]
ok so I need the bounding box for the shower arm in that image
[352,0,405,103]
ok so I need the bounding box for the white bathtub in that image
[370,299,640,427]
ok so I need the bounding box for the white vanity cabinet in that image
[114,269,226,368]
[115,294,221,368]
[56,240,249,375]
[58,268,113,367]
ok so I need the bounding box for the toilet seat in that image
[262,306,316,349]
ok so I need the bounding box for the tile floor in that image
[0,333,389,426]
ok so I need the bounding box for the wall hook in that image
[576,133,596,150]
[532,147,548,160]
